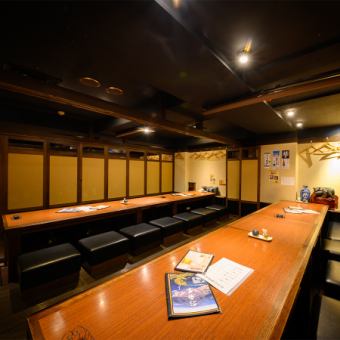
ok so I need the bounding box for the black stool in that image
[78,231,129,277]
[191,207,216,225]
[322,239,340,261]
[327,221,340,241]
[173,212,203,235]
[149,217,184,246]
[206,204,228,219]
[18,243,81,292]
[119,223,161,255]
[324,260,340,299]
[317,295,340,339]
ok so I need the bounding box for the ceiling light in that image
[141,127,155,134]
[57,110,65,116]
[296,122,303,128]
[286,110,295,117]
[79,77,101,88]
[238,51,250,64]
[106,86,124,96]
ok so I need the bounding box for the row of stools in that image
[17,204,227,292]
[317,214,340,339]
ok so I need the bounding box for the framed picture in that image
[165,273,221,318]
[175,250,214,273]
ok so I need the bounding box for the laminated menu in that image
[165,272,221,318]
[175,250,214,273]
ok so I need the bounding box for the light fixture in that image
[106,86,124,96]
[237,39,252,65]
[140,127,154,134]
[79,77,101,88]
[286,110,295,117]
[296,122,303,128]
[116,127,155,138]
[57,110,65,116]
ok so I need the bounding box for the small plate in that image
[248,232,272,242]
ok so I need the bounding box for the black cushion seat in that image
[173,212,203,232]
[317,295,340,339]
[149,217,183,237]
[78,231,129,266]
[327,221,340,241]
[325,260,340,299]
[323,239,340,260]
[206,204,227,217]
[18,243,81,290]
[119,223,161,255]
[191,207,217,222]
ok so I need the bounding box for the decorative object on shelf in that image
[310,187,338,210]
[300,185,311,203]
[189,150,226,160]
[299,142,340,167]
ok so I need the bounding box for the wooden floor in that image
[0,217,235,340]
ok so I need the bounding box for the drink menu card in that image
[284,206,319,214]
[198,258,254,295]
[175,250,214,273]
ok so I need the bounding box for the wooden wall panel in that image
[82,158,104,201]
[8,153,43,209]
[227,160,240,199]
[147,161,160,194]
[49,156,77,205]
[161,162,173,193]
[241,159,258,202]
[108,159,126,198]
[129,160,145,196]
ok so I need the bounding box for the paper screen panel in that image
[8,153,43,209]
[108,159,126,198]
[241,160,258,201]
[147,161,160,194]
[227,160,240,199]
[82,158,104,201]
[50,156,77,205]
[129,160,145,196]
[162,162,173,192]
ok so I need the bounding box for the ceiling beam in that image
[0,72,233,144]
[203,74,340,116]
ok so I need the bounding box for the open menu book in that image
[165,272,221,318]
[197,258,254,295]
[57,205,109,213]
[175,250,214,273]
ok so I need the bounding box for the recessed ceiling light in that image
[238,51,250,64]
[286,110,295,117]
[79,77,101,88]
[140,127,155,134]
[57,110,65,116]
[296,122,303,128]
[106,86,124,96]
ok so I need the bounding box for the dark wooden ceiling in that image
[0,1,340,149]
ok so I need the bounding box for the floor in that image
[0,217,236,340]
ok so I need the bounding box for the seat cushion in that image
[149,217,183,236]
[173,212,202,222]
[317,295,340,339]
[328,221,340,241]
[18,243,81,289]
[323,239,340,256]
[206,204,227,211]
[191,208,215,216]
[326,260,340,286]
[78,231,129,265]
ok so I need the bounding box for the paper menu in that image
[197,258,254,295]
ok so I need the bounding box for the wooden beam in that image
[0,72,233,145]
[204,74,340,116]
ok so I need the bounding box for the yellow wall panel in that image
[147,161,160,194]
[162,162,173,192]
[50,156,77,205]
[129,160,144,196]
[227,160,240,199]
[8,153,43,209]
[241,159,258,202]
[82,157,104,201]
[108,159,126,198]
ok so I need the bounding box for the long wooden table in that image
[2,191,214,281]
[27,201,327,339]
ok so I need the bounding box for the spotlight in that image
[286,110,295,117]
[296,122,303,128]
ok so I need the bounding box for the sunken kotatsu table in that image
[27,201,327,339]
[2,191,214,281]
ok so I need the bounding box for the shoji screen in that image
[147,153,160,195]
[129,151,145,196]
[241,159,258,202]
[108,157,127,199]
[161,154,173,193]
[227,160,240,200]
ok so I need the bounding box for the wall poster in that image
[269,170,280,183]
[272,150,280,169]
[264,153,271,169]
[281,150,290,169]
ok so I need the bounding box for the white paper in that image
[197,258,254,295]
[284,207,319,214]
[281,176,295,186]
[57,205,109,213]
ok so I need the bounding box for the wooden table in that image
[2,191,214,281]
[27,201,327,340]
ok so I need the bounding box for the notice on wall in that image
[269,170,280,183]
[264,153,271,169]
[281,176,295,186]
[281,150,290,169]
[272,150,280,169]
